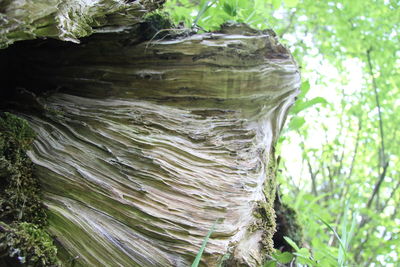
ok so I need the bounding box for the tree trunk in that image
[0,2,300,266]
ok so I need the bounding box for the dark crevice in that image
[273,191,303,252]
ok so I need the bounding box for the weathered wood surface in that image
[0,0,164,48]
[7,24,300,266]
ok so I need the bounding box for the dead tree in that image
[0,1,300,266]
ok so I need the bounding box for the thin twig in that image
[280,11,297,38]
[356,203,398,264]
[144,28,189,51]
[353,49,390,264]
[307,160,318,196]
[365,48,389,209]
[366,48,386,163]
[347,119,362,181]
[366,162,389,209]
[381,180,400,211]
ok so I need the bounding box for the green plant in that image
[141,12,176,40]
[317,203,357,267]
[264,249,294,267]
[0,222,59,266]
[191,219,219,267]
[264,206,358,267]
[0,112,36,150]
[0,111,58,265]
[0,112,46,226]
[165,0,279,31]
[265,235,324,267]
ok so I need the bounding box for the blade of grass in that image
[338,203,350,265]
[193,0,217,27]
[347,214,357,249]
[283,236,300,252]
[317,216,347,262]
[191,219,219,267]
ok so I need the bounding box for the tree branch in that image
[366,48,386,164]
[366,161,389,209]
[279,11,297,38]
[307,160,318,196]
[365,48,389,209]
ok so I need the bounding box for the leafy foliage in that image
[165,0,279,31]
[0,112,36,151]
[0,112,58,265]
[164,0,400,266]
[0,112,46,226]
[0,222,59,266]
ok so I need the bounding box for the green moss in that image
[0,112,59,266]
[255,200,276,256]
[0,112,36,151]
[256,152,279,256]
[264,148,303,253]
[242,151,279,265]
[141,12,175,40]
[0,112,46,226]
[0,222,59,266]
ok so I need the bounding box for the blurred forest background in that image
[163,0,399,266]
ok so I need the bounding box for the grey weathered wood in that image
[5,23,300,266]
[0,0,164,48]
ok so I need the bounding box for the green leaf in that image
[191,219,219,267]
[271,0,281,9]
[283,236,300,251]
[283,0,299,8]
[193,0,215,26]
[295,255,318,266]
[296,247,311,258]
[298,80,311,99]
[223,3,237,17]
[264,260,277,267]
[317,216,347,261]
[273,251,294,263]
[291,97,328,114]
[288,116,305,130]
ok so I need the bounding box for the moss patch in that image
[0,112,59,266]
[0,112,45,225]
[0,222,58,266]
[256,200,277,256]
[259,152,279,256]
[140,12,176,40]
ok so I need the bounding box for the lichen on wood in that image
[1,22,300,266]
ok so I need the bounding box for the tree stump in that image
[0,5,300,265]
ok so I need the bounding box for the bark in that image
[0,4,300,266]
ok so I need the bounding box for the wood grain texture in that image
[10,24,300,266]
[0,0,164,48]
